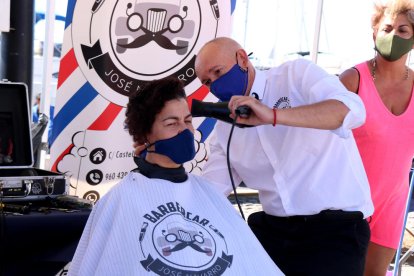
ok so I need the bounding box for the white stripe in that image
[54,68,87,115]
[61,25,72,57]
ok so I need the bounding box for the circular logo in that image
[154,214,216,268]
[83,190,100,203]
[71,0,226,106]
[86,169,104,185]
[139,211,233,274]
[31,182,42,195]
[90,148,107,164]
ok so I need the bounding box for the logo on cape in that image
[71,0,221,106]
[139,211,233,275]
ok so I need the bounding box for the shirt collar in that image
[249,69,267,100]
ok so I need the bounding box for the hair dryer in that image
[191,99,251,127]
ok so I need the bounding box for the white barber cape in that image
[68,172,283,276]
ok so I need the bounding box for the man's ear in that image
[236,49,249,70]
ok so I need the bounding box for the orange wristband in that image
[272,108,277,127]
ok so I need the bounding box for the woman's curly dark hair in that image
[125,76,186,144]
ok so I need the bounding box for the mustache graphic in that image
[118,28,187,50]
[165,241,210,253]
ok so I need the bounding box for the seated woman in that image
[68,76,283,276]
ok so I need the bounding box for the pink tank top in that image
[354,62,414,200]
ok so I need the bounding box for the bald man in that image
[194,37,373,276]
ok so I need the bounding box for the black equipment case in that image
[0,81,67,201]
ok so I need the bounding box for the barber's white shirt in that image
[202,58,374,218]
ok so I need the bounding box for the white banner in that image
[50,0,232,203]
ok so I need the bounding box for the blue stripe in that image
[65,0,76,28]
[197,118,216,143]
[35,13,66,23]
[231,0,237,14]
[50,82,98,146]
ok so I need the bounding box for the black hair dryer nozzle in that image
[191,99,251,128]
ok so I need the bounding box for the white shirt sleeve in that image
[292,59,366,138]
[201,129,242,196]
[330,91,366,138]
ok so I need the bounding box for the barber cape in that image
[68,172,283,275]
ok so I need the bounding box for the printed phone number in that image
[105,171,129,181]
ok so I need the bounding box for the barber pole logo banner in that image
[50,0,234,202]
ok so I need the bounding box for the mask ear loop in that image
[235,51,250,96]
[143,141,154,155]
[242,67,249,96]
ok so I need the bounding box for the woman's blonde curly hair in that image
[371,0,414,31]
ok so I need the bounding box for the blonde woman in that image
[340,1,414,275]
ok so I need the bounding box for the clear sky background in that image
[231,0,384,74]
[34,0,411,75]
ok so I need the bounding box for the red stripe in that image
[57,48,78,88]
[187,85,210,109]
[51,144,74,172]
[88,102,123,130]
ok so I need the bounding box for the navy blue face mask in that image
[145,129,196,164]
[210,57,248,102]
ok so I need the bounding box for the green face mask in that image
[375,33,414,61]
